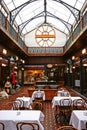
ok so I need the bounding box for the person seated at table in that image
[4,76,12,94]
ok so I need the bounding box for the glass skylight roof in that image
[3,0,86,47]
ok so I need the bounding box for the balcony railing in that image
[0,11,28,53]
[64,11,87,52]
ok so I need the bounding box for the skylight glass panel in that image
[47,0,75,25]
[5,0,13,6]
[6,2,15,10]
[62,0,76,6]
[12,0,29,7]
[47,17,66,32]
[47,4,69,18]
[3,0,86,47]
[19,4,43,22]
[75,0,86,10]
[3,0,86,34]
[23,17,44,35]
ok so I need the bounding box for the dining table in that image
[57,90,71,97]
[52,96,82,108]
[16,96,32,109]
[32,90,45,101]
[0,110,44,130]
[69,110,87,130]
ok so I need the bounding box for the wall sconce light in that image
[47,64,53,68]
[82,48,86,54]
[72,56,75,60]
[21,68,24,70]
[2,63,6,67]
[14,66,17,69]
[22,60,25,64]
[72,66,75,69]
[20,59,25,64]
[0,57,2,60]
[83,64,87,66]
[67,67,69,71]
[3,49,7,55]
[16,56,18,61]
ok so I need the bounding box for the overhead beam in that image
[18,11,72,35]
[44,0,47,23]
[10,0,38,25]
[52,0,80,22]
[18,11,44,35]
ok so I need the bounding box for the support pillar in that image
[80,57,83,94]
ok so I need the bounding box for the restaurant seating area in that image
[0,86,87,130]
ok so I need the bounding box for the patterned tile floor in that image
[43,101,58,130]
[0,86,86,130]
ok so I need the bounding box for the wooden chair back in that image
[57,125,78,130]
[16,122,39,130]
[59,98,72,107]
[31,101,43,110]
[73,99,86,110]
[13,99,24,110]
[0,122,5,130]
[86,122,87,129]
[58,98,72,122]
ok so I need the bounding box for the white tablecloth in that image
[57,90,70,97]
[52,96,82,108]
[32,90,45,101]
[0,110,44,130]
[69,110,87,130]
[16,97,32,108]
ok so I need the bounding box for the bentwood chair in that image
[62,90,70,97]
[55,98,72,123]
[32,90,45,110]
[0,122,5,130]
[16,99,25,110]
[33,91,44,103]
[31,101,43,110]
[16,122,39,130]
[13,99,24,110]
[86,122,87,130]
[57,125,78,130]
[73,99,86,110]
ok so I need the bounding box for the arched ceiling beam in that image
[47,23,67,35]
[18,11,72,35]
[44,0,47,23]
[10,0,80,26]
[23,21,44,36]
[10,0,38,25]
[18,11,44,35]
[46,11,72,32]
[52,0,80,22]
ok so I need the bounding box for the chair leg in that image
[55,113,60,122]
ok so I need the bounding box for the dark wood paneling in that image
[28,89,58,100]
[26,56,64,65]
